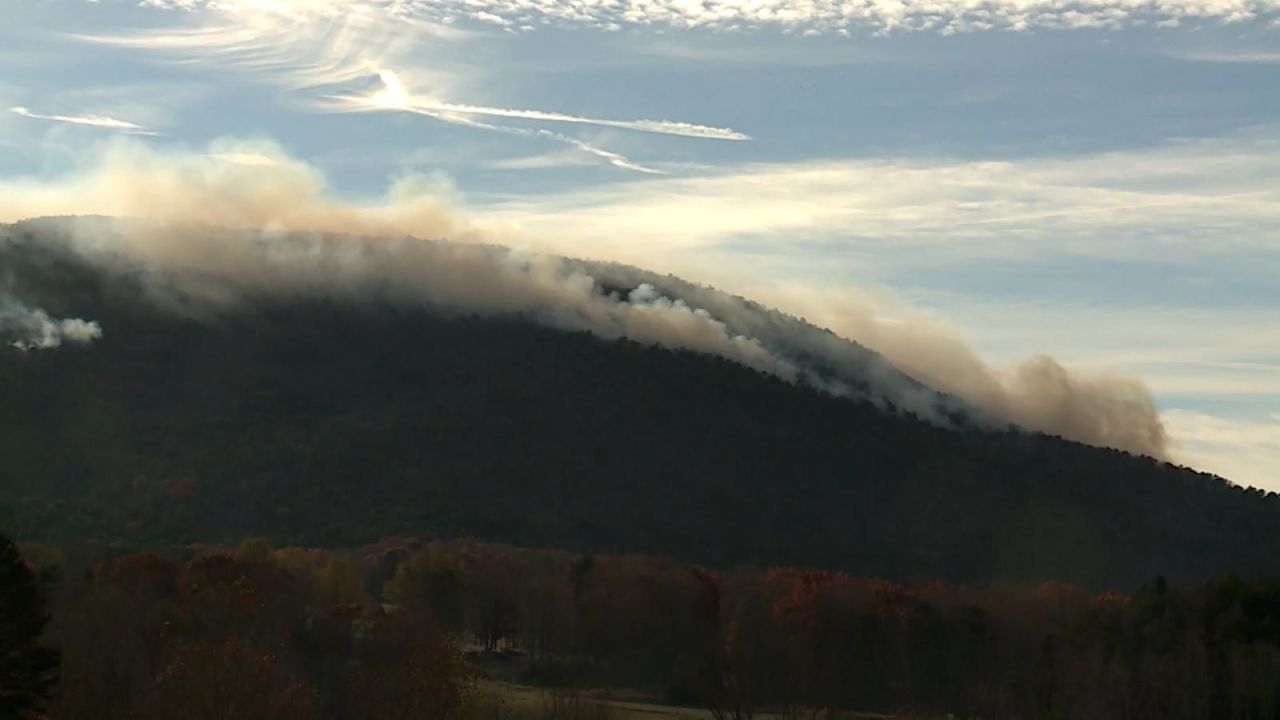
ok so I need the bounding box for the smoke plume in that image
[0,296,102,351]
[0,139,1168,458]
[750,286,1170,459]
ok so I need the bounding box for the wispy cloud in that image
[77,0,746,173]
[326,68,746,174]
[406,106,665,174]
[913,300,1280,391]
[486,150,596,171]
[123,0,1280,35]
[398,99,749,141]
[480,136,1280,263]
[1177,51,1280,63]
[10,106,157,135]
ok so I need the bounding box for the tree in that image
[383,544,464,632]
[236,538,274,563]
[144,636,316,720]
[0,533,59,718]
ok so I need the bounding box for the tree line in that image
[5,532,1280,719]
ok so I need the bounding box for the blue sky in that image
[2,0,1278,489]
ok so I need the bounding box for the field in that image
[476,679,901,720]
[479,682,719,720]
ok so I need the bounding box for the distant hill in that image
[1,218,1277,588]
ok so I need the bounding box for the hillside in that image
[1,218,1277,588]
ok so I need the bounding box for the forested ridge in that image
[1,225,1278,589]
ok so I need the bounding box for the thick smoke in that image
[0,296,102,351]
[0,139,1169,458]
[0,138,475,243]
[748,287,1170,459]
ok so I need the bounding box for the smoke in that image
[0,296,102,351]
[0,139,803,381]
[0,139,1169,458]
[750,287,1169,458]
[0,138,475,242]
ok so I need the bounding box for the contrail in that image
[10,106,157,135]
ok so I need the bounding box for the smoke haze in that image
[0,139,1169,459]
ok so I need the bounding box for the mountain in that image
[1,217,1277,588]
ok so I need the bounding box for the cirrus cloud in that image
[139,0,1280,34]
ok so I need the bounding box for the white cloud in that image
[77,0,747,174]
[209,151,278,166]
[129,0,1280,34]
[901,299,1280,385]
[479,135,1280,265]
[1178,50,1280,62]
[328,69,731,174]
[486,150,596,170]
[393,98,749,141]
[1165,410,1280,491]
[404,106,666,174]
[10,106,156,134]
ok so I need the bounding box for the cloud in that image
[1177,51,1280,63]
[209,151,279,166]
[1164,410,1280,492]
[123,0,1280,35]
[400,105,666,175]
[486,150,596,171]
[480,136,1280,263]
[0,138,1171,461]
[76,0,747,173]
[337,70,679,173]
[379,95,750,141]
[10,106,157,135]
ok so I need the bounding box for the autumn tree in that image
[383,544,465,632]
[144,636,317,720]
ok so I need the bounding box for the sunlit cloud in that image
[76,0,747,174]
[481,136,1280,262]
[486,151,597,171]
[1165,410,1280,491]
[410,108,667,175]
[127,0,1280,34]
[208,151,279,166]
[352,70,748,141]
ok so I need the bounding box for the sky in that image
[1,0,1278,490]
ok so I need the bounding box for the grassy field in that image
[477,685,906,720]
[467,655,899,720]
[477,680,720,720]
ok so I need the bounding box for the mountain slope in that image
[1,218,1277,588]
